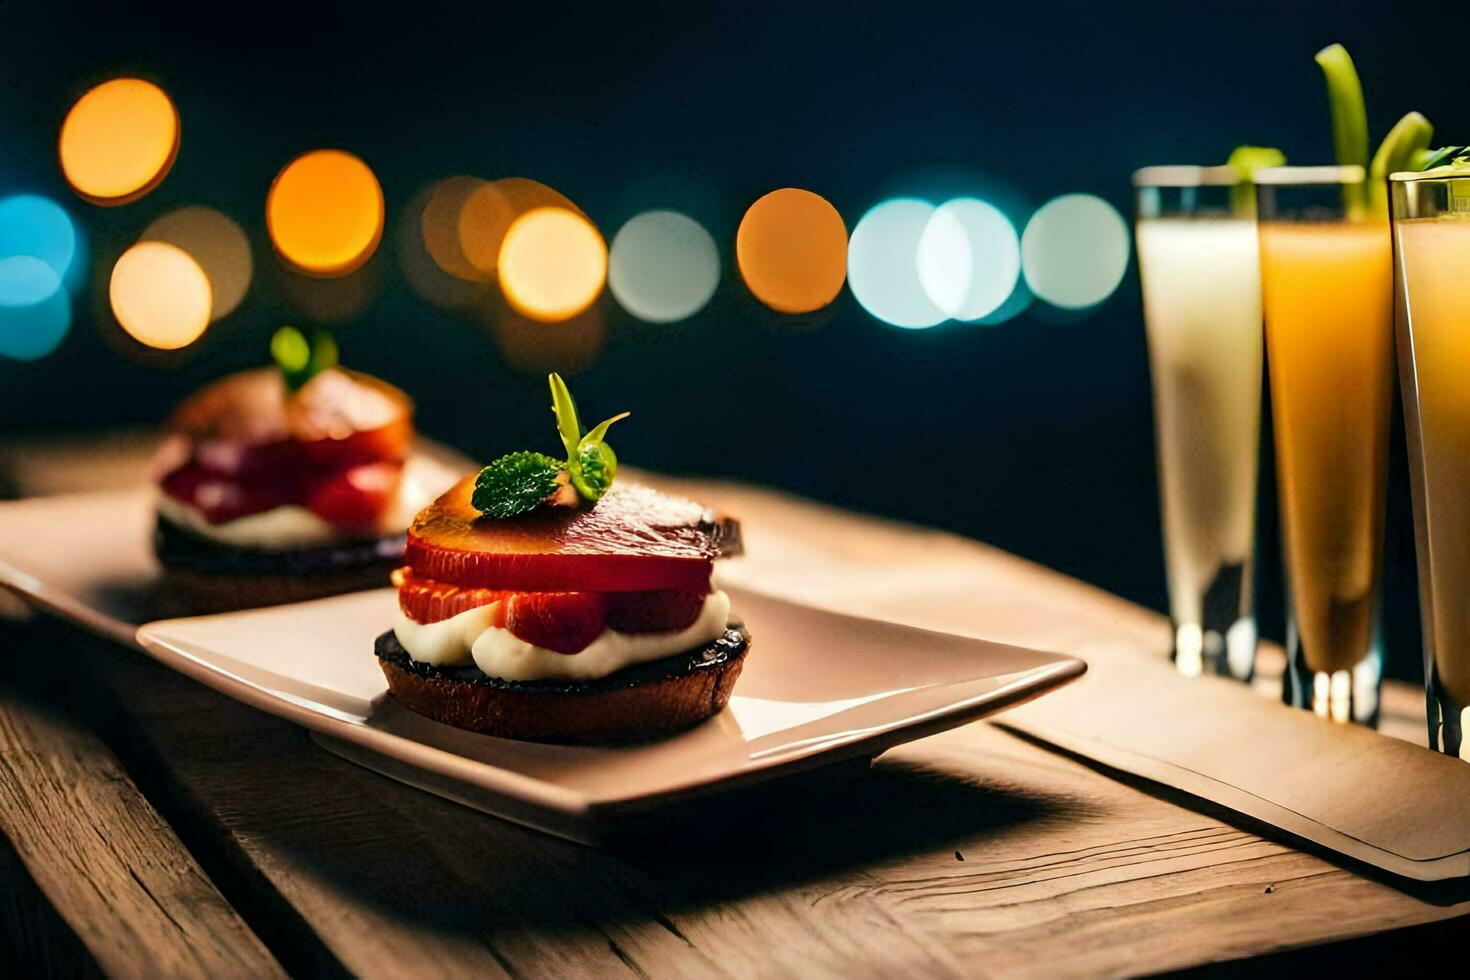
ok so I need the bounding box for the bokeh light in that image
[736,188,847,314]
[266,149,384,277]
[917,198,1020,322]
[1021,193,1130,310]
[459,177,578,281]
[58,78,179,205]
[0,195,81,289]
[399,185,492,311]
[0,257,71,361]
[109,241,212,350]
[608,210,718,323]
[498,207,607,322]
[141,206,252,320]
[421,175,489,282]
[847,198,946,329]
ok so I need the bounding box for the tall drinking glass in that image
[1390,169,1470,758]
[1255,165,1393,726]
[1134,166,1262,680]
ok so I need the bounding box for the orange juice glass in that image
[1255,166,1393,726]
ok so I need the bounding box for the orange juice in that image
[1259,220,1393,674]
[1396,216,1470,705]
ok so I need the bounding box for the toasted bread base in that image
[375,627,749,742]
[153,515,401,614]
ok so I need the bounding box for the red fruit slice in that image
[504,592,607,655]
[603,590,707,634]
[304,461,403,532]
[406,477,729,592]
[396,570,514,625]
[160,463,287,524]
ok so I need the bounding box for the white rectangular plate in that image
[0,487,1084,843]
[135,587,1083,842]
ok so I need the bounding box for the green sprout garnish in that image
[271,326,338,391]
[1315,43,1433,217]
[1227,145,1286,217]
[469,374,630,519]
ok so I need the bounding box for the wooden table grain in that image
[0,435,1467,976]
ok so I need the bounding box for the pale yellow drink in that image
[1136,218,1262,661]
[1259,220,1393,675]
[1395,216,1470,705]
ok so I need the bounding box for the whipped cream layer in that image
[157,472,438,551]
[393,591,731,682]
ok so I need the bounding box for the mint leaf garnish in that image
[471,452,566,518]
[471,376,630,517]
[1418,146,1470,171]
[271,326,338,392]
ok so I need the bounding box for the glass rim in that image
[1131,165,1238,188]
[1253,164,1365,186]
[1390,167,1470,183]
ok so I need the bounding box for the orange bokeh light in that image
[109,242,212,350]
[498,207,607,322]
[59,78,180,206]
[266,149,384,277]
[459,177,579,281]
[736,187,847,313]
[421,176,489,282]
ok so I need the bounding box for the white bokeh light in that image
[848,198,946,329]
[1021,193,1130,310]
[608,210,719,323]
[917,197,1020,322]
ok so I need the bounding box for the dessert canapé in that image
[153,328,435,611]
[376,374,747,741]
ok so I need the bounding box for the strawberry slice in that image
[160,463,287,524]
[503,592,607,654]
[304,462,403,532]
[603,590,707,634]
[396,570,514,624]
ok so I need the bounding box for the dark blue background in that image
[1,2,1456,680]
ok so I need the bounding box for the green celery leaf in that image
[471,452,566,518]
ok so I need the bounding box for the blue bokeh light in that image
[848,198,946,330]
[0,194,85,292]
[0,255,71,361]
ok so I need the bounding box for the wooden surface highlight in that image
[0,650,283,977]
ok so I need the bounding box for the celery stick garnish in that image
[1369,111,1433,212]
[1315,43,1371,216]
[1227,145,1286,217]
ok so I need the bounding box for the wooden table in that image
[1,441,1467,976]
